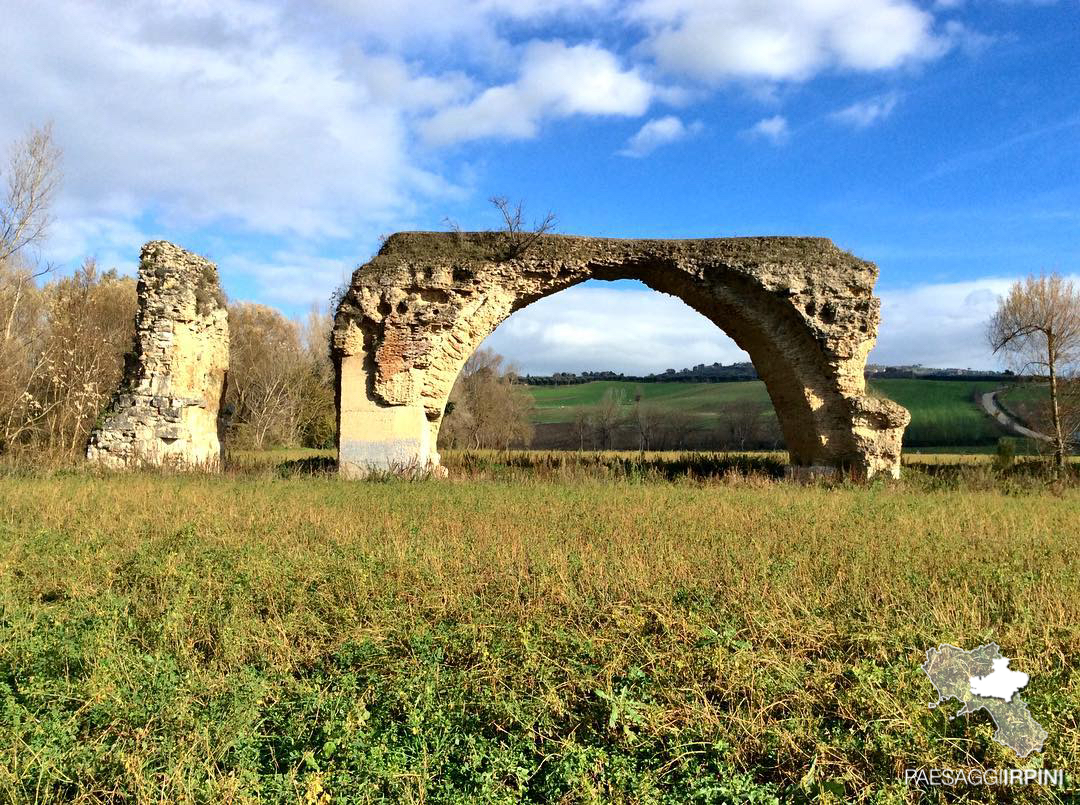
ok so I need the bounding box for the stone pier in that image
[87,241,229,469]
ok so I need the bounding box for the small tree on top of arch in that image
[489,196,556,260]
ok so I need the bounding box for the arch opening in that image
[436,277,787,453]
[332,232,909,479]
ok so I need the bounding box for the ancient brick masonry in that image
[333,233,910,479]
[87,241,229,469]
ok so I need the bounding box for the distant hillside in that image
[525,378,1014,451]
[523,363,1015,385]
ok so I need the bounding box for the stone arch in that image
[332,233,909,478]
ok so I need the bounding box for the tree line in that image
[558,388,781,452]
[438,348,535,450]
[0,125,341,456]
[2,123,1077,465]
[0,257,338,455]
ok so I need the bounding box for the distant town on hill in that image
[522,362,1015,385]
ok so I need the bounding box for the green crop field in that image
[528,378,1010,448]
[998,383,1052,429]
[999,384,1048,406]
[529,381,772,425]
[1,456,1078,803]
[869,379,1007,447]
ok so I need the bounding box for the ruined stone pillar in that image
[86,241,229,470]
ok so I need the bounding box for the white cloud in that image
[481,283,748,375]
[421,41,656,145]
[300,0,614,59]
[627,0,948,84]
[477,274,1080,376]
[0,0,460,258]
[618,116,703,157]
[941,19,997,56]
[831,92,902,129]
[745,115,790,145]
[223,251,353,308]
[870,277,1019,368]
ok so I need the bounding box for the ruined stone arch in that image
[332,232,909,479]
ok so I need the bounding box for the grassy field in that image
[528,379,1009,448]
[999,384,1048,406]
[998,383,1049,430]
[529,381,770,425]
[2,455,1079,803]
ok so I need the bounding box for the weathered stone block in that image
[87,241,229,470]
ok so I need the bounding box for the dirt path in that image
[979,389,1052,443]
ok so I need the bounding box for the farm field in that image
[999,383,1049,407]
[998,383,1051,429]
[2,458,1078,803]
[528,379,1011,448]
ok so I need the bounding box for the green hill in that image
[527,378,1010,449]
[529,380,767,425]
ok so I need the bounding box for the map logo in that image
[921,643,1047,758]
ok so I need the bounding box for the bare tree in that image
[438,347,535,450]
[1014,379,1080,462]
[227,303,308,449]
[295,305,336,448]
[489,196,556,260]
[0,264,49,449]
[572,407,592,451]
[590,388,626,450]
[38,261,136,453]
[1,123,61,265]
[442,215,465,246]
[633,398,661,452]
[719,401,766,450]
[0,259,135,454]
[988,272,1080,471]
[656,410,699,450]
[1,123,61,343]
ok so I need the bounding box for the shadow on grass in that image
[444,450,787,482]
[274,455,338,478]
[902,457,1079,492]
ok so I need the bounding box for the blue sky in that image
[2,0,1077,373]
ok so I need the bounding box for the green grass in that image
[999,384,1048,406]
[902,445,1002,456]
[1,459,1079,803]
[529,379,1009,447]
[997,383,1051,431]
[529,381,771,425]
[869,379,1005,447]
